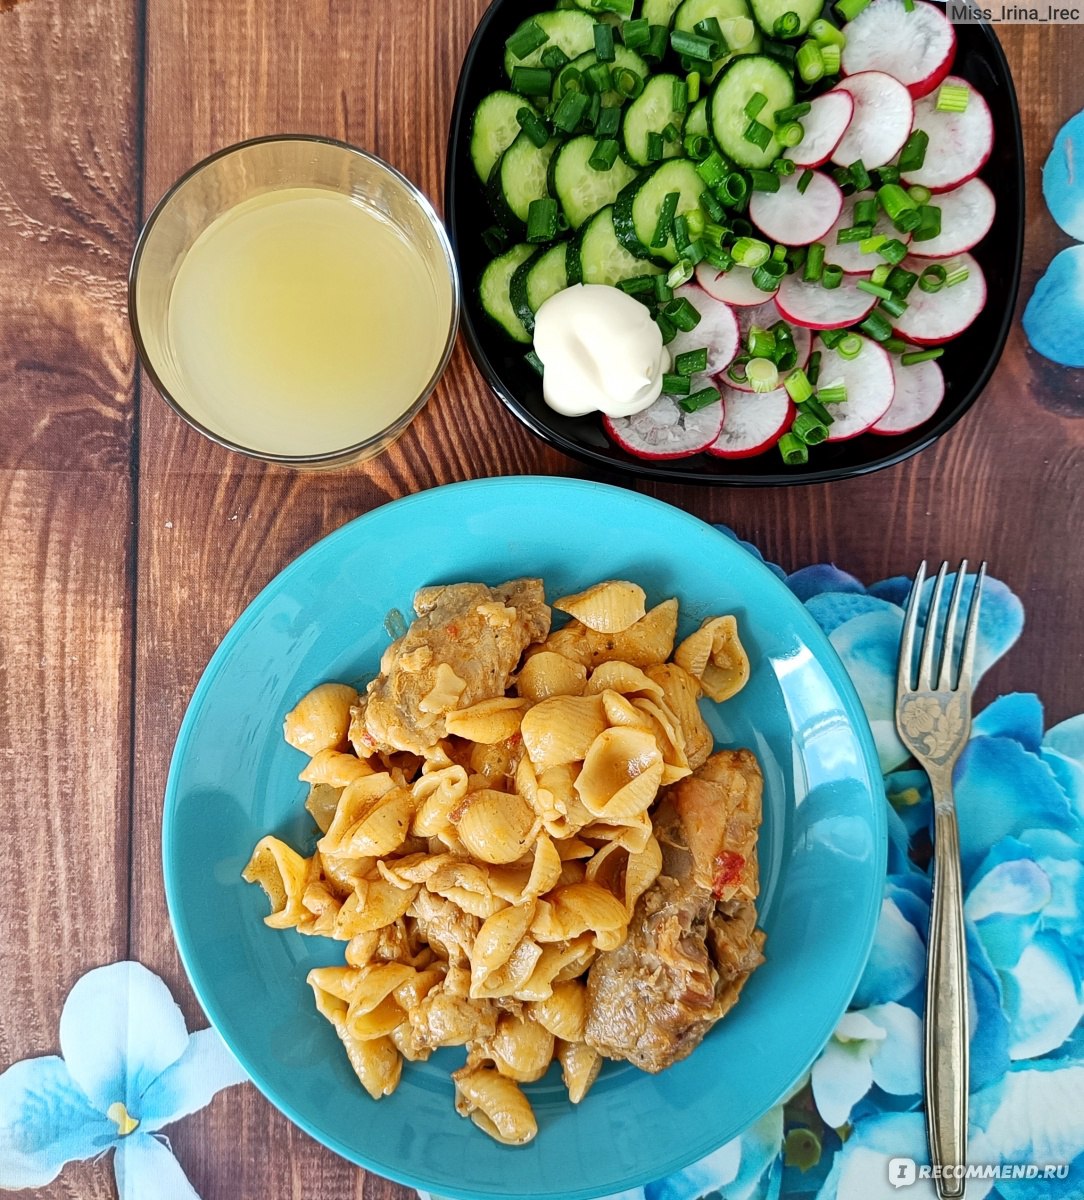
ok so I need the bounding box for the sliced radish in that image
[695,263,775,307]
[785,91,854,169]
[891,253,986,344]
[749,171,844,247]
[899,76,993,192]
[831,72,914,169]
[841,0,956,98]
[605,390,725,460]
[871,351,945,434]
[729,301,812,391]
[708,386,793,459]
[824,191,912,274]
[814,336,895,440]
[775,272,877,330]
[668,284,741,374]
[909,178,996,258]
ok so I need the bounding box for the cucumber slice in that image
[686,97,709,140]
[480,244,536,343]
[489,133,560,227]
[580,206,664,286]
[565,238,584,285]
[748,0,821,37]
[554,46,651,108]
[708,54,794,169]
[503,9,596,77]
[615,158,706,264]
[622,74,687,166]
[643,0,685,27]
[471,91,528,185]
[527,242,573,313]
[550,135,639,228]
[510,246,548,334]
[674,0,762,79]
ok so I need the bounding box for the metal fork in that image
[896,560,986,1200]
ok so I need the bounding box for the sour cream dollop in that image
[533,284,668,418]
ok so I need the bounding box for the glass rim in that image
[128,134,462,466]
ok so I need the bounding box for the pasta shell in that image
[598,689,650,729]
[480,1013,556,1082]
[319,851,375,897]
[283,682,359,755]
[544,599,679,670]
[632,697,692,786]
[453,789,539,865]
[515,935,597,1000]
[646,662,713,771]
[557,1040,602,1104]
[585,660,664,699]
[452,1065,538,1145]
[445,698,530,744]
[394,964,446,1011]
[335,879,418,936]
[320,784,415,859]
[242,836,315,930]
[527,980,587,1042]
[515,651,588,702]
[553,580,647,633]
[305,783,343,835]
[299,748,375,788]
[376,851,448,889]
[339,1032,402,1100]
[674,615,751,703]
[531,883,628,944]
[390,1021,432,1063]
[471,900,536,975]
[426,859,505,920]
[317,773,397,854]
[469,738,522,784]
[520,694,607,771]
[411,764,469,838]
[471,938,543,1000]
[585,836,663,915]
[575,727,664,821]
[301,880,342,936]
[307,966,358,1018]
[579,812,654,853]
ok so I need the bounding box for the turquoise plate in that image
[163,477,885,1200]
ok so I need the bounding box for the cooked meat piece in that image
[364,579,550,754]
[584,750,766,1073]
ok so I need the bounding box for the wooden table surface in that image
[0,1,1081,1196]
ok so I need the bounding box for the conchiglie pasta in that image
[444,697,529,743]
[585,660,664,699]
[527,980,587,1042]
[319,783,415,859]
[557,1040,602,1104]
[283,682,359,755]
[299,748,376,787]
[478,1013,556,1082]
[453,789,538,865]
[305,783,344,835]
[515,651,588,701]
[242,836,315,931]
[531,883,628,948]
[575,727,664,820]
[520,694,607,770]
[647,662,714,770]
[452,1065,538,1145]
[545,599,679,670]
[674,615,751,703]
[553,580,647,633]
[334,879,418,936]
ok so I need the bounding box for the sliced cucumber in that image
[622,74,687,166]
[510,246,547,334]
[480,244,536,343]
[572,0,631,15]
[580,206,664,286]
[748,0,821,36]
[503,9,596,77]
[553,46,651,108]
[565,238,584,285]
[674,0,762,79]
[686,97,709,140]
[527,242,573,313]
[489,133,560,227]
[708,54,794,169]
[550,135,639,229]
[471,91,528,185]
[643,0,685,27]
[614,158,706,264]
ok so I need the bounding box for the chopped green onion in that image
[856,279,893,300]
[875,164,901,186]
[819,327,846,349]
[671,78,688,114]
[613,67,645,98]
[746,357,780,392]
[526,197,559,243]
[749,168,780,192]
[667,259,696,288]
[773,157,796,176]
[732,236,771,267]
[833,165,856,194]
[774,10,802,35]
[700,189,725,221]
[936,83,970,112]
[820,264,844,289]
[686,209,707,240]
[752,261,786,290]
[589,137,620,170]
[621,17,650,49]
[553,89,590,133]
[858,309,893,340]
[912,204,942,242]
[727,356,750,383]
[585,91,602,129]
[747,325,776,358]
[591,0,634,16]
[524,349,545,376]
[673,214,691,250]
[854,197,878,227]
[806,350,822,386]
[836,332,864,359]
[797,168,814,195]
[806,396,833,424]
[796,40,824,83]
[793,410,829,444]
[849,161,872,192]
[817,381,847,404]
[541,45,571,70]
[595,106,620,138]
[645,23,669,59]
[877,182,920,232]
[772,243,787,262]
[507,20,549,61]
[662,372,691,394]
[617,274,658,295]
[703,244,735,271]
[647,131,665,161]
[803,240,825,282]
[662,121,681,143]
[744,119,773,150]
[901,347,945,365]
[784,367,813,402]
[820,43,841,73]
[878,237,909,265]
[685,132,713,160]
[871,263,893,287]
[778,432,809,465]
[903,0,915,10]
[777,121,804,147]
[715,172,749,208]
[730,216,753,237]
[897,129,929,173]
[881,336,908,353]
[887,266,918,295]
[772,321,797,369]
[656,311,677,343]
[585,61,613,93]
[516,106,550,148]
[687,70,701,103]
[835,0,872,19]
[651,192,680,250]
[775,101,813,124]
[671,29,718,60]
[680,385,721,412]
[745,91,768,119]
[594,22,616,61]
[860,234,887,255]
[696,150,728,188]
[907,184,932,206]
[675,347,709,376]
[836,224,873,244]
[919,263,947,292]
[654,274,674,303]
[945,262,970,287]
[511,66,553,97]
[878,293,908,318]
[481,225,507,255]
[702,220,728,247]
[809,18,846,46]
[664,297,702,332]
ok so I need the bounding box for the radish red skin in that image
[604,394,725,460]
[707,387,794,458]
[785,90,855,168]
[899,76,994,193]
[891,253,987,344]
[775,274,877,330]
[840,0,956,99]
[871,353,945,434]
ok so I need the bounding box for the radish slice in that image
[708,386,793,458]
[831,72,914,169]
[668,284,741,374]
[775,273,877,329]
[695,263,775,306]
[749,171,844,247]
[841,0,956,98]
[785,91,854,169]
[814,336,895,440]
[891,253,986,344]
[728,301,812,391]
[871,352,945,434]
[824,191,912,274]
[909,178,996,258]
[605,391,724,459]
[899,76,993,192]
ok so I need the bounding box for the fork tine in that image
[936,560,968,690]
[897,560,926,696]
[917,561,948,690]
[956,561,987,692]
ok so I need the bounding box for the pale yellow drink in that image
[166,187,448,456]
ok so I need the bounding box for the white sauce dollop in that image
[533,284,668,418]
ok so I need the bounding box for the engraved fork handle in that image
[926,773,970,1200]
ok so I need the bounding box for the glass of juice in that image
[129,136,460,467]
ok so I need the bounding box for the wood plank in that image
[0,0,138,1195]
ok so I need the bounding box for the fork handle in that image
[926,779,970,1200]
